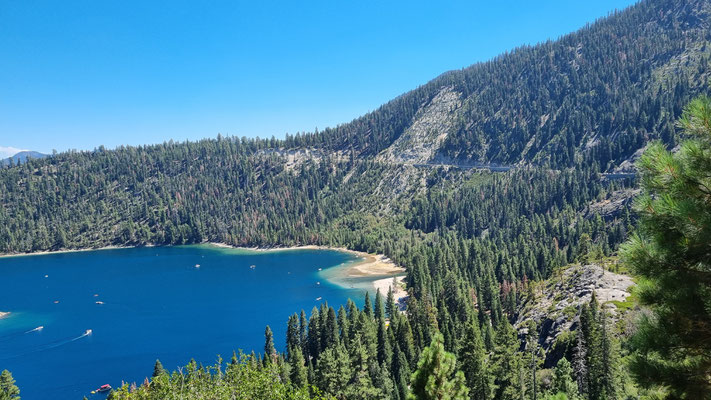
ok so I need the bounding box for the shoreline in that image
[209,243,408,302]
[0,245,141,259]
[372,276,408,308]
[0,242,408,302]
[208,242,406,279]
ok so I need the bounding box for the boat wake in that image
[0,329,92,360]
[0,325,41,342]
[32,330,91,351]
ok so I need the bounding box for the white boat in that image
[315,297,322,301]
[195,264,200,268]
[84,329,93,335]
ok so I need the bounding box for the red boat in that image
[96,384,111,393]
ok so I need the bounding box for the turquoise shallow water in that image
[0,245,371,399]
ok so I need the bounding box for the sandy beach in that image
[210,242,405,277]
[209,242,408,300]
[373,276,408,307]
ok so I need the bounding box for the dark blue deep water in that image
[0,245,369,399]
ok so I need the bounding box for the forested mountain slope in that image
[3,0,707,256]
[281,0,711,171]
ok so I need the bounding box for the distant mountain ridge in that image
[1,151,48,166]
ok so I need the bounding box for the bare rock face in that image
[515,263,634,367]
[586,188,640,220]
[378,86,462,164]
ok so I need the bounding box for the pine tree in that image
[300,309,309,359]
[375,289,385,321]
[491,319,522,400]
[409,333,469,400]
[264,325,276,364]
[307,360,316,388]
[572,329,587,396]
[277,354,290,385]
[524,322,542,400]
[377,316,393,370]
[622,96,711,398]
[286,313,301,358]
[393,344,412,400]
[598,311,618,400]
[344,334,383,400]
[460,319,491,400]
[551,358,579,399]
[316,343,351,397]
[308,307,322,360]
[289,344,309,388]
[152,359,166,378]
[0,370,20,400]
[364,292,374,320]
[579,297,604,400]
[386,285,398,321]
[396,318,417,370]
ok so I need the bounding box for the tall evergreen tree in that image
[386,286,398,321]
[344,334,383,400]
[491,320,522,400]
[409,333,468,400]
[264,325,276,364]
[622,96,711,398]
[289,345,309,388]
[287,313,301,358]
[551,358,579,400]
[393,344,412,400]
[0,370,20,400]
[579,297,603,400]
[364,292,374,321]
[460,319,491,400]
[572,329,588,397]
[599,311,619,400]
[316,343,351,398]
[152,359,166,378]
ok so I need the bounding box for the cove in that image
[0,244,382,399]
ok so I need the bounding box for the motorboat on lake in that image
[93,384,111,393]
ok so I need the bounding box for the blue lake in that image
[0,245,378,399]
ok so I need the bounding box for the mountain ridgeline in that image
[1,0,710,399]
[0,151,48,167]
[285,0,711,169]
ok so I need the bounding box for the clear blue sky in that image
[0,0,637,156]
